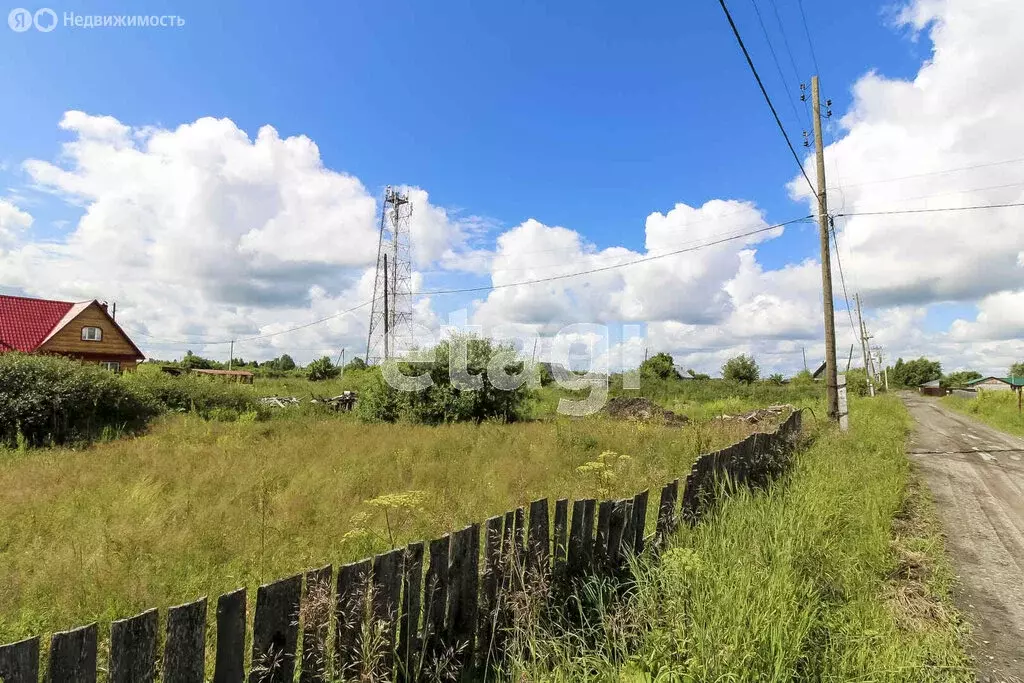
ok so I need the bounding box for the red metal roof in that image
[0,295,75,352]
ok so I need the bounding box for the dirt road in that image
[903,393,1024,682]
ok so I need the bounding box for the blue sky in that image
[2,0,924,260]
[2,0,1022,375]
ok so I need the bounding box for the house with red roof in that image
[0,294,145,372]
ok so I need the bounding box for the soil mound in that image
[603,397,690,426]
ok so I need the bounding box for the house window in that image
[81,326,103,341]
[99,361,120,373]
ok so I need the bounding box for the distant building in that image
[965,376,1024,392]
[0,294,145,372]
[919,379,946,397]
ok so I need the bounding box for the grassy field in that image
[504,395,972,682]
[942,390,1024,438]
[0,390,779,645]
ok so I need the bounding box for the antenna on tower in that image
[366,186,414,364]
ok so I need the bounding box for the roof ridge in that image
[0,293,83,306]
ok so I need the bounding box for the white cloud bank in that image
[2,0,1022,375]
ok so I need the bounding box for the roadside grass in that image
[0,408,765,645]
[502,395,972,682]
[942,390,1024,438]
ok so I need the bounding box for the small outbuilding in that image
[919,379,946,397]
[965,376,1024,393]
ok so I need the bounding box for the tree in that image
[180,350,218,370]
[640,352,681,380]
[686,369,711,381]
[888,357,942,388]
[722,354,760,384]
[276,354,296,371]
[1010,362,1024,379]
[791,369,814,386]
[345,357,368,372]
[360,335,532,424]
[307,356,340,381]
[942,370,982,388]
[767,373,785,385]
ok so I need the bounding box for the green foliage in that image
[344,356,367,372]
[640,352,681,380]
[942,370,982,389]
[888,357,942,388]
[844,367,869,397]
[576,450,632,498]
[944,390,1024,438]
[1010,362,1024,379]
[306,356,341,382]
[791,369,814,386]
[0,353,158,447]
[179,350,220,371]
[766,373,785,385]
[273,354,297,371]
[686,369,711,381]
[359,336,533,425]
[123,365,258,416]
[536,362,555,387]
[722,354,760,384]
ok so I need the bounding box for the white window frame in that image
[99,361,120,372]
[81,326,103,341]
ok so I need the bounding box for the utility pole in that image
[383,254,390,360]
[855,294,875,396]
[229,340,234,371]
[802,346,808,372]
[812,75,839,420]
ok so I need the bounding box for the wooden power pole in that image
[812,75,839,420]
[855,293,875,396]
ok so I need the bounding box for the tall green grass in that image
[942,390,1024,438]
[503,396,971,682]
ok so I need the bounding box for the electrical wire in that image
[749,0,804,129]
[836,201,1024,217]
[796,0,821,76]
[767,0,812,131]
[827,216,858,336]
[826,155,1024,191]
[717,0,816,195]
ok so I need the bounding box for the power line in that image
[749,0,804,129]
[828,216,857,336]
[796,0,821,76]
[836,201,1024,217]
[767,0,811,130]
[826,155,1024,190]
[717,0,816,195]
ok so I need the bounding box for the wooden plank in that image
[526,498,550,580]
[214,589,246,683]
[371,549,403,677]
[299,566,332,683]
[334,559,370,681]
[422,535,450,661]
[512,507,525,568]
[0,636,39,683]
[48,624,97,683]
[606,500,628,573]
[630,490,649,556]
[398,542,424,683]
[552,499,569,572]
[446,524,480,680]
[110,608,158,683]
[164,599,207,683]
[250,574,302,683]
[475,516,503,673]
[655,479,679,544]
[594,500,613,573]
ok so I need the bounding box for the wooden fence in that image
[0,411,802,683]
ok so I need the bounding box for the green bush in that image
[0,353,158,447]
[359,336,534,424]
[306,356,341,381]
[121,365,257,416]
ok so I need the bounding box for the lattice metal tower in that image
[365,186,414,364]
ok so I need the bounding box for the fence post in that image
[476,516,503,673]
[300,566,332,683]
[446,524,480,680]
[630,490,649,556]
[164,599,207,683]
[250,575,301,683]
[526,498,550,580]
[422,535,450,665]
[335,560,370,681]
[49,624,97,683]
[0,637,39,683]
[398,542,424,683]
[110,609,158,683]
[214,590,246,683]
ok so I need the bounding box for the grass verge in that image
[503,395,972,682]
[942,391,1024,438]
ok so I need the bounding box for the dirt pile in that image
[602,397,690,426]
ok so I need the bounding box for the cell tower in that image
[365,186,414,364]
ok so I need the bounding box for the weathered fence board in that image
[0,637,38,683]
[526,498,550,578]
[300,566,332,683]
[606,500,628,573]
[630,490,649,555]
[372,549,403,677]
[446,525,480,679]
[476,516,503,672]
[567,499,596,581]
[594,500,613,571]
[49,624,97,683]
[164,599,206,683]
[553,499,569,573]
[398,542,424,683]
[250,574,301,683]
[655,479,679,545]
[335,559,370,680]
[422,535,450,662]
[110,609,158,683]
[214,589,246,683]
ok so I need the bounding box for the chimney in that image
[112,302,116,320]
[99,300,108,312]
